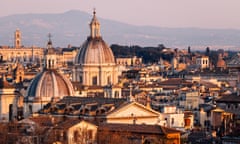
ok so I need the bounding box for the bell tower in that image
[14,29,21,48]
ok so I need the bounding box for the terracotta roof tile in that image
[216,94,240,103]
[54,118,82,129]
[98,123,181,135]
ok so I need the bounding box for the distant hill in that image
[0,10,240,50]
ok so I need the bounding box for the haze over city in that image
[1,0,240,29]
[0,1,240,144]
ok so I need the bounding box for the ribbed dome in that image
[216,54,226,68]
[217,59,226,68]
[26,70,74,101]
[75,37,115,65]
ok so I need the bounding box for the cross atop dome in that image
[47,33,53,48]
[93,8,96,15]
[90,9,101,38]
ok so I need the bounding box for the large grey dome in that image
[75,37,115,65]
[26,70,74,101]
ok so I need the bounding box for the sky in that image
[1,0,240,29]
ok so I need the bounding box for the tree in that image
[158,44,166,49]
[188,46,191,54]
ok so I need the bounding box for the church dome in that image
[217,59,226,68]
[75,10,115,65]
[26,70,74,101]
[216,54,226,68]
[75,37,115,65]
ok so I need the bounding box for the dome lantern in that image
[90,9,101,38]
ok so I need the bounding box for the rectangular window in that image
[79,76,82,83]
[92,76,97,85]
[171,118,174,125]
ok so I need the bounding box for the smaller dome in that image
[26,70,74,102]
[216,55,226,68]
[217,59,226,68]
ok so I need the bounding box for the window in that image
[107,76,111,85]
[171,118,174,125]
[92,76,97,85]
[29,105,32,114]
[88,130,93,139]
[48,59,51,68]
[227,104,230,109]
[114,91,119,98]
[74,130,80,142]
[79,76,83,83]
[52,59,54,68]
[207,111,211,117]
[9,104,13,121]
[185,119,190,126]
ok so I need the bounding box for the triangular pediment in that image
[107,102,160,118]
[227,53,240,67]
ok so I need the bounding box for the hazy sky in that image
[1,0,240,29]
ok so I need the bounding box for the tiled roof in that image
[57,96,126,106]
[200,80,219,88]
[98,123,180,135]
[227,53,240,67]
[158,78,192,87]
[54,118,82,129]
[28,116,55,127]
[216,94,240,103]
[106,101,161,117]
[41,97,127,116]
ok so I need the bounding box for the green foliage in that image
[110,44,170,63]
